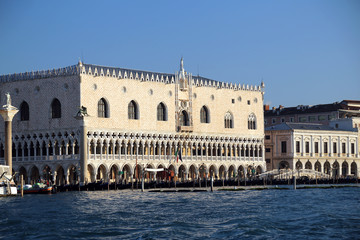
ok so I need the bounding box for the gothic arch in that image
[128,100,139,119]
[157,102,168,121]
[51,98,61,118]
[200,105,210,123]
[20,101,30,121]
[98,97,110,118]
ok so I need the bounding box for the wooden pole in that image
[21,175,24,197]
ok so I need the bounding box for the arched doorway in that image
[178,165,186,182]
[68,165,79,184]
[228,165,235,179]
[219,165,226,180]
[87,164,95,183]
[237,165,244,179]
[122,164,132,183]
[256,166,262,175]
[109,165,118,183]
[209,165,216,179]
[295,160,303,170]
[305,161,312,170]
[314,161,321,172]
[30,166,40,184]
[247,165,254,178]
[42,165,52,184]
[19,166,28,184]
[324,161,331,175]
[156,164,166,182]
[189,165,197,181]
[351,162,357,176]
[145,164,155,182]
[199,164,207,179]
[342,161,348,177]
[168,164,176,182]
[55,166,65,185]
[332,161,339,178]
[96,164,107,182]
[279,161,289,169]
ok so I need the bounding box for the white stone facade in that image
[0,60,266,184]
[265,123,359,177]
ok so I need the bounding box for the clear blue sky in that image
[0,0,359,107]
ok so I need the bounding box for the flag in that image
[175,148,179,163]
[175,147,183,163]
[178,147,183,162]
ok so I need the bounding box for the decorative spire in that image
[180,57,184,72]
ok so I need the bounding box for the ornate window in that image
[200,106,210,123]
[51,98,61,118]
[224,112,233,128]
[157,103,167,121]
[20,101,29,121]
[98,98,108,118]
[248,113,256,130]
[180,110,189,126]
[128,100,139,119]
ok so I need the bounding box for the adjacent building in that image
[264,100,360,127]
[265,121,359,178]
[0,59,266,184]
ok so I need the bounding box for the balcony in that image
[178,126,193,132]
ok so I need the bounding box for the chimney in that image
[264,105,270,111]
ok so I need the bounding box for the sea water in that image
[1,187,359,239]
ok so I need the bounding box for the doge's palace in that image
[0,59,266,185]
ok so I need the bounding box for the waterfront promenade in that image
[54,178,359,192]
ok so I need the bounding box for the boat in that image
[0,165,18,196]
[19,182,53,194]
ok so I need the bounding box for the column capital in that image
[0,107,19,122]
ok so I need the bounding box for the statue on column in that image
[5,92,11,106]
[1,92,17,111]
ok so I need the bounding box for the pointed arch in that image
[248,113,257,130]
[98,98,109,118]
[224,111,233,128]
[20,101,30,121]
[51,98,61,118]
[180,110,189,126]
[200,106,210,123]
[128,100,139,119]
[157,102,167,121]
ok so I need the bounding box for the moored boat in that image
[19,183,53,194]
[0,165,17,196]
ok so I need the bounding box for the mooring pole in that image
[211,176,213,192]
[21,175,24,197]
[141,175,144,192]
[131,176,134,191]
[293,176,296,190]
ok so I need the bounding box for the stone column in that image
[74,108,89,185]
[0,98,19,175]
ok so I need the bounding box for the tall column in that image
[80,123,88,184]
[75,108,89,185]
[0,95,19,175]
